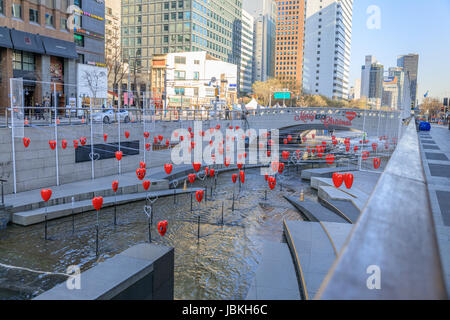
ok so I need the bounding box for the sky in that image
[243,0,450,102]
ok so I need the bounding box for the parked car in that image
[92,109,130,124]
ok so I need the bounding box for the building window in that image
[60,17,68,30]
[0,0,4,15]
[12,3,22,19]
[74,34,84,47]
[174,70,186,80]
[74,0,81,7]
[13,51,35,71]
[73,14,81,28]
[174,56,186,64]
[175,87,185,95]
[194,60,200,65]
[29,8,39,23]
[46,13,54,27]
[193,72,199,80]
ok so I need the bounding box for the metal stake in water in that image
[221,201,224,225]
[95,210,99,257]
[114,192,117,225]
[71,196,75,234]
[44,203,48,240]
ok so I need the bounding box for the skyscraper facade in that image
[240,9,254,95]
[121,0,242,75]
[388,66,405,109]
[274,0,305,93]
[248,0,276,82]
[397,54,419,107]
[302,0,353,99]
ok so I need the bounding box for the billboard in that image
[77,63,108,107]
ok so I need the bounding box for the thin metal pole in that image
[10,79,17,194]
[221,201,224,225]
[44,204,48,240]
[54,83,60,186]
[96,210,99,256]
[114,194,117,225]
[118,87,121,175]
[89,94,94,180]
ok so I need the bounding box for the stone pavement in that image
[418,125,450,294]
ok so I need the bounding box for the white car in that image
[92,109,130,124]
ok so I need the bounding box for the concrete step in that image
[284,196,348,223]
[246,241,301,300]
[300,166,357,180]
[318,186,367,212]
[12,187,203,226]
[283,220,353,299]
[319,198,361,224]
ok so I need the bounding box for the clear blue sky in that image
[243,0,450,102]
[349,0,450,102]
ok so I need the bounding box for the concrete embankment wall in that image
[0,122,181,194]
[34,243,174,300]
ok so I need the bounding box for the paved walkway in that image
[418,125,450,294]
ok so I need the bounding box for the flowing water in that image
[0,167,316,300]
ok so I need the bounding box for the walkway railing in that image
[316,118,448,299]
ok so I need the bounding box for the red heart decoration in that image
[282,151,289,160]
[190,132,194,139]
[49,140,56,150]
[326,154,335,165]
[373,158,381,169]
[362,151,369,160]
[265,173,269,181]
[244,152,247,158]
[235,126,240,130]
[140,161,146,168]
[193,162,201,172]
[61,139,67,150]
[164,163,173,175]
[23,137,30,148]
[180,136,184,141]
[103,134,108,142]
[209,169,215,177]
[157,220,168,236]
[322,141,327,146]
[232,173,238,183]
[195,190,204,202]
[345,111,357,121]
[92,196,103,211]
[158,135,163,142]
[165,139,170,147]
[154,137,158,144]
[224,158,230,167]
[205,167,209,176]
[115,151,123,160]
[268,176,276,190]
[144,131,150,138]
[239,170,245,183]
[278,163,285,174]
[136,168,146,180]
[345,145,350,152]
[344,173,354,189]
[287,135,292,142]
[332,173,344,188]
[372,143,378,152]
[188,127,192,132]
[229,126,233,130]
[267,150,271,157]
[145,143,151,151]
[112,180,119,192]
[40,188,52,202]
[271,161,279,173]
[283,138,288,145]
[237,162,243,169]
[80,137,87,145]
[188,174,196,183]
[125,131,130,138]
[268,139,273,147]
[143,180,150,191]
[209,140,213,145]
[354,145,358,152]
[191,141,195,148]
[73,139,78,149]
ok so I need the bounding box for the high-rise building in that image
[360,55,376,98]
[0,0,78,113]
[105,0,123,94]
[73,0,105,66]
[397,54,419,107]
[240,9,254,95]
[246,0,276,83]
[368,63,384,100]
[353,78,361,100]
[121,0,242,80]
[302,0,353,99]
[388,67,405,109]
[382,76,399,109]
[274,0,305,93]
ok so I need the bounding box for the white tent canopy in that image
[245,98,258,110]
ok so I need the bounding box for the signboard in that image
[77,63,108,108]
[274,92,291,100]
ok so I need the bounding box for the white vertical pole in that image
[359,108,367,171]
[143,91,146,163]
[90,95,94,180]
[54,83,60,186]
[10,79,17,194]
[118,86,121,175]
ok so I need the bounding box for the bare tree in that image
[82,69,106,109]
[105,27,128,107]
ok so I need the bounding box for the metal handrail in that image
[315,118,448,299]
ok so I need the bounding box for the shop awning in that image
[10,29,44,54]
[0,27,13,49]
[40,35,78,59]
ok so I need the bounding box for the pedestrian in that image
[225,107,230,120]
